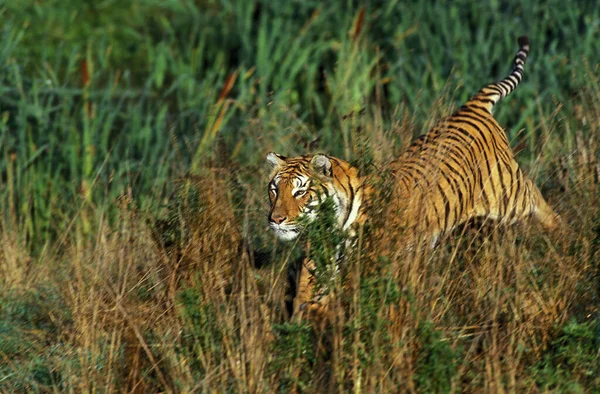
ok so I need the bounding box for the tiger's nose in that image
[269,214,287,225]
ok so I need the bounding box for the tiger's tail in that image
[466,36,530,113]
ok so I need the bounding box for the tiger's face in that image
[266,152,333,241]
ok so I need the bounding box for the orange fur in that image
[267,36,559,321]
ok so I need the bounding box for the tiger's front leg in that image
[293,258,315,315]
[293,238,352,322]
[293,258,332,323]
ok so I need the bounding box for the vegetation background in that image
[1,0,599,392]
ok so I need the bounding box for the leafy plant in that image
[531,319,600,391]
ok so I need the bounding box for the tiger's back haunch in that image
[387,36,559,246]
[266,36,560,317]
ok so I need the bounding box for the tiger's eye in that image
[294,190,306,198]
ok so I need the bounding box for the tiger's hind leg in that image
[507,176,560,229]
[528,180,561,229]
[477,172,560,230]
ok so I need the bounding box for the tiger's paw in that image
[293,295,332,326]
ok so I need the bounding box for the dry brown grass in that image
[1,91,599,393]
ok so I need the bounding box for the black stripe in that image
[398,166,424,190]
[457,107,493,125]
[402,161,429,183]
[443,124,492,181]
[437,183,451,232]
[441,149,472,201]
[481,91,500,98]
[439,164,467,222]
[495,81,509,94]
[450,117,500,157]
[419,148,464,231]
[466,118,501,165]
[468,103,492,112]
[464,110,510,150]
[334,174,348,194]
[450,115,512,164]
[495,161,508,215]
[486,85,503,95]
[503,164,516,216]
[424,151,463,203]
[507,171,522,220]
[477,170,491,213]
[478,155,497,201]
[424,211,430,230]
[396,174,411,190]
[506,75,519,85]
[342,172,355,227]
[427,140,475,200]
[467,105,492,117]
[438,142,474,176]
[447,119,490,149]
[428,190,443,232]
[476,120,513,165]
[521,181,529,214]
[501,78,516,90]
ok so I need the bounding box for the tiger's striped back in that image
[389,36,559,246]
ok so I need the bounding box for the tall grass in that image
[1,0,599,392]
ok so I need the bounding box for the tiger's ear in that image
[267,152,286,168]
[310,154,332,177]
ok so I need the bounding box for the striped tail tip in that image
[517,36,529,50]
[467,35,531,113]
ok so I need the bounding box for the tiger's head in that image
[266,152,336,241]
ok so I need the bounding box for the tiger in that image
[266,36,560,319]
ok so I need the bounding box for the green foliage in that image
[348,273,403,367]
[414,322,458,394]
[0,287,71,391]
[269,322,316,392]
[302,197,346,292]
[151,179,202,250]
[531,319,600,391]
[176,286,224,373]
[356,270,403,333]
[1,0,599,249]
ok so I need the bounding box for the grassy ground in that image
[1,0,599,392]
